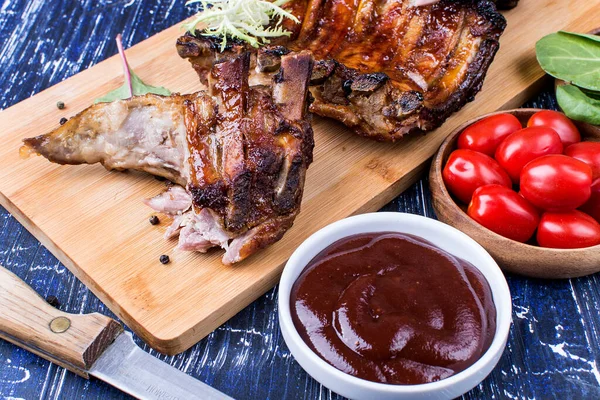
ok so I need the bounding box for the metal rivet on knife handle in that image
[0,264,122,378]
[0,264,231,399]
[50,316,71,333]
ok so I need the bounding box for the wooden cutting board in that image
[0,1,598,355]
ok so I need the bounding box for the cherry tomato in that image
[537,210,600,249]
[467,184,540,242]
[494,126,563,183]
[443,149,512,204]
[580,178,600,223]
[520,155,592,211]
[457,113,522,156]
[565,142,600,180]
[527,110,581,147]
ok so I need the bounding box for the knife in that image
[0,265,232,400]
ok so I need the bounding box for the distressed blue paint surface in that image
[1,1,599,399]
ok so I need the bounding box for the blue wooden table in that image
[1,1,600,399]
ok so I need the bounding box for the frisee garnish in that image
[95,34,171,104]
[183,0,299,51]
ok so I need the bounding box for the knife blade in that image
[0,265,232,400]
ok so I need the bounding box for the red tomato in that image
[494,126,563,183]
[520,155,592,211]
[457,113,522,156]
[527,110,581,147]
[580,178,600,223]
[442,149,512,204]
[467,184,540,242]
[537,210,600,249]
[565,142,600,180]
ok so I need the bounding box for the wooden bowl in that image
[429,109,600,279]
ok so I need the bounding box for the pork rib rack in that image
[22,51,315,264]
[177,0,506,141]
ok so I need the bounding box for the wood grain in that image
[429,109,600,279]
[0,0,598,354]
[4,1,600,399]
[0,265,122,378]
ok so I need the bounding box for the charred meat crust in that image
[23,51,315,264]
[476,0,510,28]
[494,0,519,10]
[257,46,291,72]
[419,38,501,133]
[182,52,314,236]
[229,214,296,264]
[303,0,507,141]
[176,32,247,86]
[177,0,506,141]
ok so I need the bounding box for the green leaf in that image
[536,31,600,91]
[95,68,171,103]
[559,30,600,44]
[95,35,171,104]
[582,88,600,101]
[556,84,600,125]
[94,79,133,104]
[130,69,171,97]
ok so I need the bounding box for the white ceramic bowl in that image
[278,212,512,400]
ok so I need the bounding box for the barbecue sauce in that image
[290,232,496,385]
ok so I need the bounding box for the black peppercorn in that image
[46,295,60,308]
[59,117,68,125]
[159,255,170,264]
[56,101,65,110]
[149,215,159,225]
[342,79,353,96]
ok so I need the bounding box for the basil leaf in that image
[95,68,171,104]
[559,30,600,44]
[536,31,600,91]
[582,88,600,101]
[556,84,600,125]
[130,69,171,97]
[94,81,133,104]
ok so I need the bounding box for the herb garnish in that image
[95,34,171,104]
[556,84,600,125]
[536,31,600,91]
[183,0,299,51]
[536,31,600,125]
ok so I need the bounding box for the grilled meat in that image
[494,0,519,10]
[22,51,314,264]
[23,94,190,185]
[177,0,506,141]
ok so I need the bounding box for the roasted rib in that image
[494,0,519,10]
[177,0,506,141]
[23,51,314,264]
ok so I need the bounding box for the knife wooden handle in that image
[0,265,123,378]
